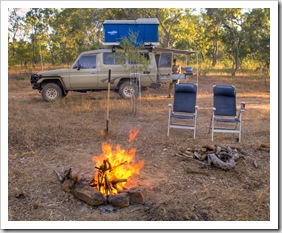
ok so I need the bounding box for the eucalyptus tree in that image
[241,8,270,73]
[8,9,22,53]
[141,8,183,48]
[221,9,244,72]
[203,9,224,66]
[203,8,244,72]
[24,8,54,66]
[8,8,25,66]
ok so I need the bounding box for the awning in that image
[153,47,199,85]
[153,47,197,56]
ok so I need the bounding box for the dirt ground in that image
[7,74,271,225]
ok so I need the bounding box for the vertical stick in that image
[105,69,111,134]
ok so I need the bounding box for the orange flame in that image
[128,128,140,143]
[92,129,143,195]
[100,130,106,136]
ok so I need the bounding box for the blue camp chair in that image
[210,85,245,142]
[185,67,193,76]
[167,83,198,138]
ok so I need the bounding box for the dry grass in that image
[7,74,270,222]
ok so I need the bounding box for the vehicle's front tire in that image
[41,83,62,102]
[118,81,138,99]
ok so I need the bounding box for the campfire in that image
[90,128,144,196]
[55,128,146,207]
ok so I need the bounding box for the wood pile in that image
[175,145,247,170]
[257,143,270,152]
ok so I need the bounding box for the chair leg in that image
[238,112,242,142]
[208,118,212,134]
[193,113,197,139]
[167,111,171,136]
[211,115,214,141]
[239,122,242,143]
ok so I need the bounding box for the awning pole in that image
[196,52,198,86]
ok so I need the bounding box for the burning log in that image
[93,159,129,196]
[111,179,127,185]
[112,161,128,169]
[112,184,127,193]
[111,179,128,193]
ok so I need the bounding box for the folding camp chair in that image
[167,83,198,138]
[210,85,245,142]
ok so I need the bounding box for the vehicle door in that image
[96,52,125,89]
[127,52,156,86]
[156,52,173,83]
[69,54,98,89]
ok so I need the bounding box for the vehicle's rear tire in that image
[118,81,138,99]
[41,83,62,102]
[62,90,68,98]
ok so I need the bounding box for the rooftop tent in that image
[153,48,199,85]
[103,18,159,46]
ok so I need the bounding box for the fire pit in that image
[55,129,146,207]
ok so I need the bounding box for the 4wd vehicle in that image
[30,48,195,102]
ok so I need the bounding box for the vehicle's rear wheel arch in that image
[117,78,138,88]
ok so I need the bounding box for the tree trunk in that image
[200,51,205,62]
[235,43,239,71]
[212,40,218,66]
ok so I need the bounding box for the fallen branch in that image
[237,148,254,157]
[183,166,209,176]
[207,153,236,170]
[54,168,72,183]
[194,152,207,161]
[54,169,64,183]
[260,143,270,148]
[175,153,208,166]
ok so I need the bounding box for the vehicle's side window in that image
[74,55,96,69]
[159,53,172,68]
[103,52,125,65]
[128,52,150,64]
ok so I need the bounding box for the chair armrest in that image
[168,104,172,108]
[237,102,245,112]
[212,107,216,111]
[240,102,245,112]
[195,105,198,110]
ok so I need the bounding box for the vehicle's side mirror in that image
[77,64,81,70]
